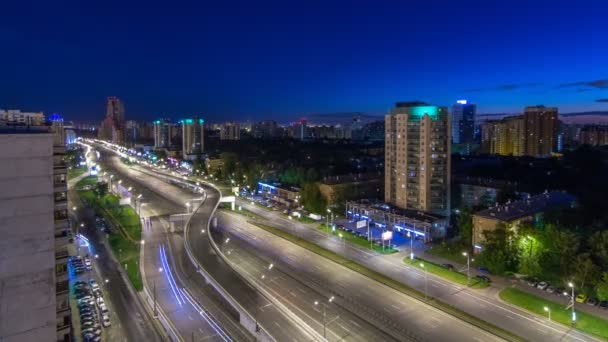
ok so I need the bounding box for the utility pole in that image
[153,281,157,317]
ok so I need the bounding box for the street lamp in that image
[544,306,551,321]
[568,282,576,326]
[338,233,344,247]
[268,263,274,270]
[140,239,145,245]
[420,263,428,300]
[408,232,414,260]
[463,252,470,287]
[314,295,335,339]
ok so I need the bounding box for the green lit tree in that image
[596,272,608,301]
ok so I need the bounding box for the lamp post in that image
[420,263,428,300]
[154,267,163,318]
[463,252,470,287]
[543,306,551,322]
[326,208,330,228]
[568,282,576,326]
[186,202,191,214]
[409,232,414,261]
[314,296,334,339]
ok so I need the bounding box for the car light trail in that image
[180,288,232,342]
[159,244,184,306]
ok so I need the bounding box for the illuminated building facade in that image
[385,102,451,216]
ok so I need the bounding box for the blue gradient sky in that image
[1,0,606,122]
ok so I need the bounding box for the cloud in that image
[596,99,608,103]
[559,79,608,89]
[466,82,543,92]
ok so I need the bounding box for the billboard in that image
[356,220,367,229]
[382,231,393,241]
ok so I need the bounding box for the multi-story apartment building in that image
[523,105,558,157]
[99,96,126,144]
[220,122,240,140]
[0,109,46,125]
[481,116,525,156]
[153,119,172,148]
[182,117,205,160]
[580,125,608,146]
[384,102,451,216]
[0,119,72,342]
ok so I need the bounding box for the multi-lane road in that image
[93,143,511,342]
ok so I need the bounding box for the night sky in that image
[1,0,606,122]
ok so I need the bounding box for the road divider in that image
[248,221,526,342]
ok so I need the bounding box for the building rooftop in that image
[0,123,53,134]
[474,191,575,222]
[322,172,382,185]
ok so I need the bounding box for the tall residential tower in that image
[385,102,451,216]
[182,117,204,160]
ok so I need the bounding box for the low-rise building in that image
[472,191,575,252]
[319,172,382,206]
[345,201,447,242]
[257,182,301,207]
[456,176,516,209]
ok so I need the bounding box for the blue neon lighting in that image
[258,182,276,190]
[394,225,425,237]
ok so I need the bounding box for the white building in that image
[0,109,45,125]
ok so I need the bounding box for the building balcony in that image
[53,165,68,175]
[55,249,69,262]
[53,145,67,155]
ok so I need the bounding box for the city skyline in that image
[1,0,607,122]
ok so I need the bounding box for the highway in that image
[99,151,319,342]
[234,201,601,342]
[94,143,509,342]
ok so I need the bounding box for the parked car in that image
[545,286,556,293]
[586,298,599,306]
[442,263,455,271]
[599,301,608,309]
[526,278,539,287]
[477,267,490,274]
[536,281,549,290]
[475,275,492,283]
[102,315,111,327]
[575,294,587,303]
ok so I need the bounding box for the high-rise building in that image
[154,119,172,148]
[290,119,308,140]
[0,109,46,125]
[220,122,240,140]
[481,116,525,156]
[580,125,608,146]
[253,120,279,138]
[99,96,126,144]
[451,100,476,144]
[0,118,72,342]
[182,117,205,160]
[523,105,558,157]
[385,102,451,216]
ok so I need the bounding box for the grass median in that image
[318,224,398,254]
[405,257,489,289]
[76,175,98,188]
[78,189,143,291]
[248,221,525,342]
[500,287,608,340]
[68,166,88,180]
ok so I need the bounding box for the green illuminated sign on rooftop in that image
[411,106,440,121]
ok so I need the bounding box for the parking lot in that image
[70,235,122,342]
[519,277,608,314]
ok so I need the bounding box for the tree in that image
[516,227,543,276]
[589,230,608,270]
[300,182,326,214]
[596,272,608,301]
[572,253,601,294]
[539,225,579,280]
[95,182,108,198]
[457,209,473,248]
[477,223,517,274]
